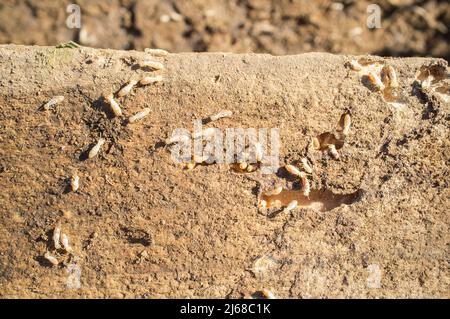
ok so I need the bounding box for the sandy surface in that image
[0,45,448,298]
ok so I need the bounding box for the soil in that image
[0,0,449,61]
[0,45,448,298]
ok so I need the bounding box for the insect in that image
[254,142,263,162]
[265,186,283,196]
[139,75,163,85]
[105,93,122,116]
[421,75,434,92]
[239,162,248,170]
[301,158,313,174]
[349,60,362,71]
[117,79,138,97]
[381,65,399,88]
[209,110,233,122]
[342,113,351,136]
[283,200,298,214]
[43,96,64,110]
[285,164,303,177]
[300,174,310,197]
[53,226,61,249]
[128,108,151,123]
[165,134,190,145]
[327,144,340,159]
[261,289,276,299]
[246,164,257,172]
[312,137,321,150]
[259,199,267,208]
[61,233,73,252]
[367,72,385,91]
[88,138,106,159]
[140,59,164,70]
[70,174,79,192]
[44,252,59,266]
[144,48,169,57]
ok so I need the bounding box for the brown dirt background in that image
[0,1,449,299]
[0,0,449,60]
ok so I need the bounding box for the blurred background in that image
[0,0,448,61]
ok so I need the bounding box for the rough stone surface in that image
[0,45,448,298]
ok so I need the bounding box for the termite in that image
[140,60,164,70]
[144,48,169,57]
[193,154,209,163]
[139,75,163,85]
[349,60,362,71]
[381,65,399,88]
[184,162,196,170]
[105,93,122,117]
[43,96,64,110]
[117,79,138,97]
[285,164,303,177]
[283,200,298,213]
[421,75,434,92]
[265,186,283,196]
[327,144,340,159]
[209,110,233,121]
[342,113,351,136]
[301,158,313,174]
[53,226,61,250]
[259,200,267,209]
[261,289,276,299]
[239,162,248,170]
[61,233,73,252]
[312,137,321,150]
[301,175,310,197]
[246,164,256,172]
[44,252,59,266]
[88,138,106,159]
[128,108,150,123]
[165,134,190,145]
[70,174,79,192]
[254,142,263,162]
[367,72,385,91]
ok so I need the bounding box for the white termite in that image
[61,233,73,252]
[265,186,283,196]
[300,174,310,197]
[128,108,151,123]
[312,137,321,150]
[283,200,298,213]
[140,59,164,70]
[88,138,106,159]
[44,252,59,266]
[349,60,362,71]
[105,93,122,117]
[254,142,263,162]
[342,113,351,136]
[285,164,303,177]
[301,158,313,174]
[70,174,79,192]
[144,48,169,57]
[117,79,138,97]
[367,72,385,91]
[165,134,190,145]
[261,289,276,299]
[382,65,399,88]
[53,226,61,250]
[43,96,64,110]
[209,110,233,121]
[328,144,340,159]
[139,75,163,85]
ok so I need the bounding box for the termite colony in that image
[258,112,352,216]
[39,47,169,268]
[348,58,404,107]
[43,224,74,267]
[414,64,450,103]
